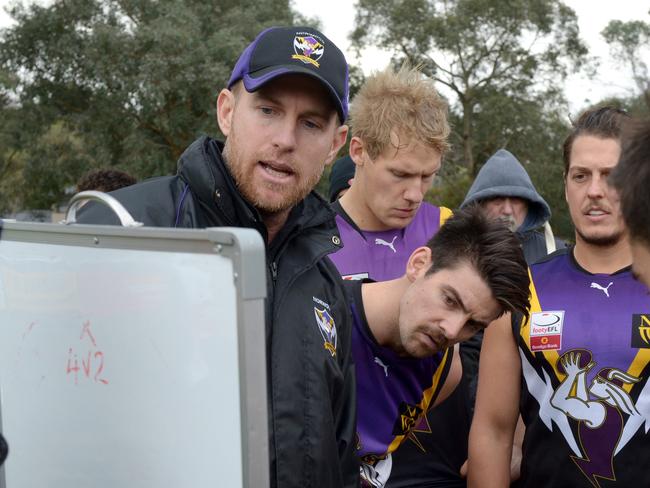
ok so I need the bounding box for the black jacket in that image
[79,137,358,488]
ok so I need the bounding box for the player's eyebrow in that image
[443,284,490,328]
[443,285,467,314]
[254,90,331,121]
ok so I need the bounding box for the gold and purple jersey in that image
[330,202,452,282]
[516,247,650,487]
[346,281,453,488]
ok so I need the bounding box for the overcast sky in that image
[292,0,650,112]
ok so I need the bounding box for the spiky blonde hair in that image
[349,64,450,159]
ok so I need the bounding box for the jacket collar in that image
[177,136,341,251]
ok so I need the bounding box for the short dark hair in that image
[611,118,650,245]
[562,106,629,176]
[425,205,530,320]
[77,169,137,193]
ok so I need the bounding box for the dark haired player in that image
[469,107,650,487]
[349,206,530,487]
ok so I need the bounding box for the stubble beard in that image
[223,131,324,215]
[576,227,624,248]
[496,215,518,232]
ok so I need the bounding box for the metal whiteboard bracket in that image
[62,191,144,227]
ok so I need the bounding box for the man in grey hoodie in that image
[461,149,563,264]
[457,149,564,482]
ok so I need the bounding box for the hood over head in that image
[460,149,551,232]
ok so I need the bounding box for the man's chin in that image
[242,187,306,215]
[495,216,518,232]
[576,229,624,247]
[383,215,416,230]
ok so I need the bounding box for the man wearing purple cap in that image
[79,26,356,488]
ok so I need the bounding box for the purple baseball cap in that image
[227,26,349,123]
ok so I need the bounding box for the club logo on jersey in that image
[530,311,564,351]
[342,272,369,281]
[631,314,650,348]
[521,348,647,487]
[313,297,337,356]
[292,33,324,67]
[591,281,614,298]
[374,236,397,253]
[392,402,423,436]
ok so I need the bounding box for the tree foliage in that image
[602,14,650,110]
[0,0,298,212]
[427,88,572,238]
[352,0,587,175]
[350,0,590,238]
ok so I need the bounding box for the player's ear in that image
[324,124,349,167]
[406,246,432,282]
[217,88,235,137]
[349,137,368,167]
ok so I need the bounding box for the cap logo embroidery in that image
[292,34,324,67]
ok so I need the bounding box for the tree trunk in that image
[462,100,475,175]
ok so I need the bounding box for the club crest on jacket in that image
[313,300,337,356]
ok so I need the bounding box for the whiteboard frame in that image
[0,220,268,488]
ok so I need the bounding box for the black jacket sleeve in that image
[336,302,359,487]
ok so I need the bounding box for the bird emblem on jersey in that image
[590,281,613,297]
[314,307,337,356]
[360,456,392,488]
[292,35,324,67]
[375,236,397,253]
[520,347,650,487]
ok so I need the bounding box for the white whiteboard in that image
[0,222,267,488]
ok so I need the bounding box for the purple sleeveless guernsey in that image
[345,281,453,488]
[330,202,452,281]
[515,247,650,487]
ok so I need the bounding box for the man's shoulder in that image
[400,202,451,239]
[77,175,183,226]
[521,230,553,264]
[529,245,571,268]
[412,202,451,224]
